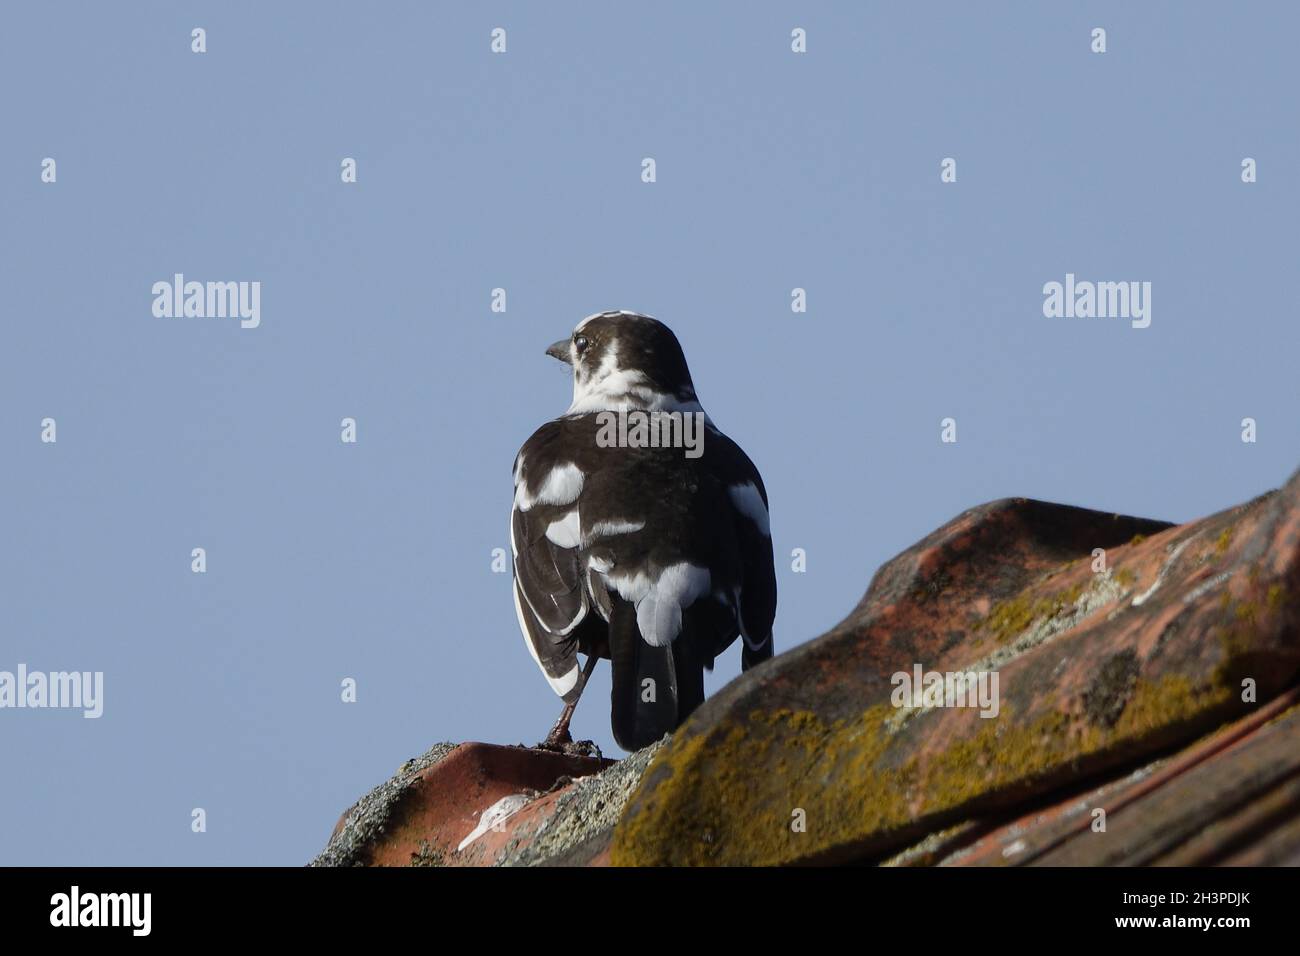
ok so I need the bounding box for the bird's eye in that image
[574,335,589,353]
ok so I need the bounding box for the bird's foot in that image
[533,737,602,759]
[536,702,578,751]
[538,719,573,748]
[534,722,601,758]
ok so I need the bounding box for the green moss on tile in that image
[976,581,1086,644]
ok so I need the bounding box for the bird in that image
[510,310,776,752]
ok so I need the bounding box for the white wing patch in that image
[515,462,584,512]
[513,582,582,695]
[583,518,645,546]
[545,509,582,548]
[548,663,580,696]
[728,481,771,537]
[509,502,520,558]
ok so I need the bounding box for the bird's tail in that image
[608,599,706,751]
[741,632,773,671]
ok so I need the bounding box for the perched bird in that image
[510,310,776,751]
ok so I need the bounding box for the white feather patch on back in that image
[515,461,584,511]
[728,481,771,536]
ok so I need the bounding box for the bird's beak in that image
[545,339,572,365]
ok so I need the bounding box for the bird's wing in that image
[510,422,588,701]
[711,430,777,668]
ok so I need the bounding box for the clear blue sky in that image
[2,2,1297,865]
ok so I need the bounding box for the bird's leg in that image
[538,654,600,752]
[542,701,578,748]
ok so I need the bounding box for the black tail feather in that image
[609,600,678,751]
[673,605,709,721]
[607,599,718,750]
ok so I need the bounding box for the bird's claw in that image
[533,737,602,759]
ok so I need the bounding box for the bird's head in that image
[547,311,702,415]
